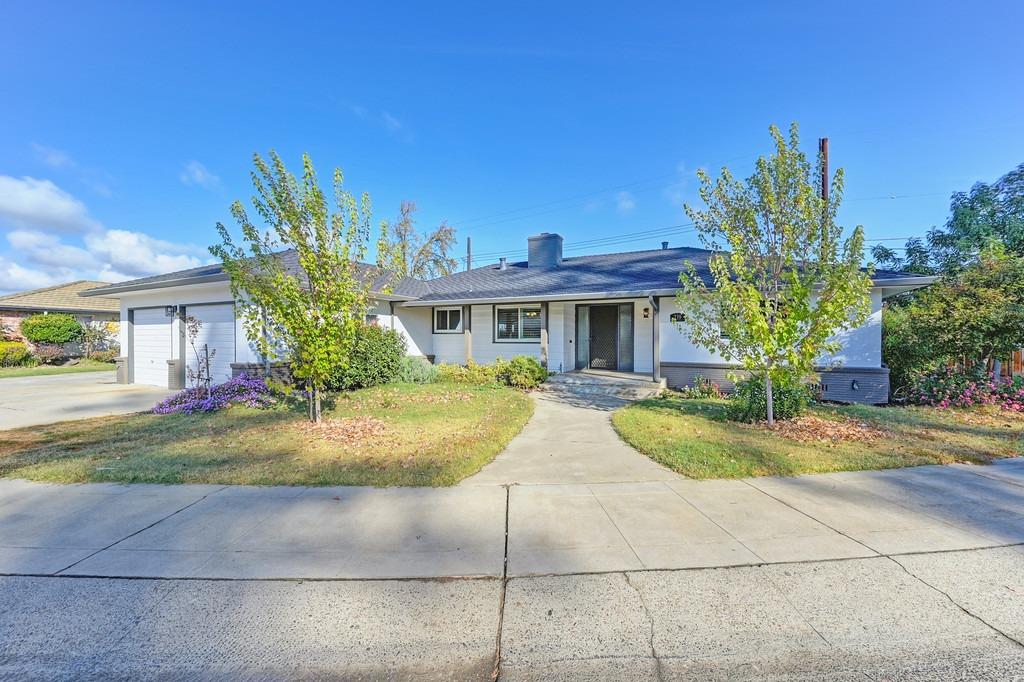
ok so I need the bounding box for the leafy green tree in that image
[379,200,458,279]
[211,151,388,422]
[891,246,1024,377]
[676,123,872,425]
[870,162,1024,275]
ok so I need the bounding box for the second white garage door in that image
[185,303,236,386]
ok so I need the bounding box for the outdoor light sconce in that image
[164,305,178,317]
[851,379,860,391]
[642,307,650,319]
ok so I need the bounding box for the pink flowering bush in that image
[907,366,1024,412]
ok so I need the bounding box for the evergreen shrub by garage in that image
[726,372,814,423]
[330,323,406,390]
[20,313,83,344]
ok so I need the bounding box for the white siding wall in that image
[390,305,432,357]
[547,302,566,373]
[470,304,542,364]
[659,291,885,369]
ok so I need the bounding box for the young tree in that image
[379,200,458,279]
[676,123,872,425]
[211,151,387,422]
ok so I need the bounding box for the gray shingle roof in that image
[81,249,428,299]
[412,247,924,303]
[82,244,929,302]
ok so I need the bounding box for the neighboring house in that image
[81,233,935,403]
[0,281,120,343]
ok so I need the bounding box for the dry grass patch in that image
[0,383,533,487]
[612,394,1024,479]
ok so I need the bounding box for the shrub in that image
[0,341,35,367]
[20,313,83,344]
[153,373,274,415]
[32,343,65,365]
[907,366,1024,412]
[88,349,120,363]
[726,372,814,423]
[397,356,439,384]
[494,355,548,389]
[329,323,406,391]
[678,375,724,399]
[438,360,499,385]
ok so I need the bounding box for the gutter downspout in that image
[648,294,660,384]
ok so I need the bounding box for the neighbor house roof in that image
[81,250,428,300]
[402,247,935,306]
[0,281,119,314]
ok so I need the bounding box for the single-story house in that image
[81,233,935,403]
[1,280,120,342]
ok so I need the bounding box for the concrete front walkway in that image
[462,391,677,485]
[2,458,1023,580]
[0,371,171,429]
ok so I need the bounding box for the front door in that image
[588,305,618,370]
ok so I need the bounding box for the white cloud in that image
[381,111,403,132]
[663,161,692,207]
[0,180,207,294]
[0,175,102,233]
[179,161,221,189]
[0,257,67,295]
[615,191,636,215]
[31,143,74,169]
[84,229,203,279]
[7,230,96,270]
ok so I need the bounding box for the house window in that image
[433,307,462,333]
[496,306,541,342]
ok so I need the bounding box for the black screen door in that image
[588,305,618,369]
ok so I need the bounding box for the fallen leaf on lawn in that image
[296,416,389,446]
[768,414,888,444]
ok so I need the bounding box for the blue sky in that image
[1,1,1022,293]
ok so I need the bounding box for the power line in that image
[460,223,698,263]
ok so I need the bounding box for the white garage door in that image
[132,308,172,387]
[185,303,235,386]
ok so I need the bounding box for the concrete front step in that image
[542,371,664,401]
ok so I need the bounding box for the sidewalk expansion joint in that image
[51,486,229,576]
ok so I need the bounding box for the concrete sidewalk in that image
[1,458,1022,580]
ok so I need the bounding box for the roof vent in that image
[662,241,669,250]
[527,232,563,268]
[498,257,508,270]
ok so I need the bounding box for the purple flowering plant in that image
[153,373,275,415]
[907,366,1024,412]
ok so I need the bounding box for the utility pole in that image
[818,137,829,202]
[465,236,472,271]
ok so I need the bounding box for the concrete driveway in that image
[0,371,171,429]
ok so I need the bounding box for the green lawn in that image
[612,393,1024,479]
[0,383,533,487]
[0,359,115,379]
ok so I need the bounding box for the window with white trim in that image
[433,307,462,333]
[495,306,541,342]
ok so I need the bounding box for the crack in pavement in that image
[623,572,664,682]
[52,486,228,575]
[888,554,1024,650]
[491,484,512,681]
